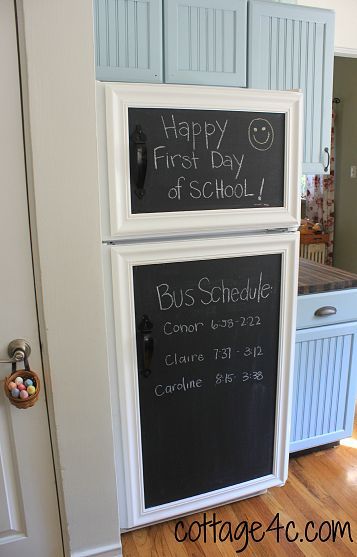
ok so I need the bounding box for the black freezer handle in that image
[130,125,147,198]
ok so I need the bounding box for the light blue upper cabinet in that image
[94,0,163,82]
[164,0,247,86]
[248,0,335,175]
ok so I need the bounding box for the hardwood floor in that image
[122,412,357,556]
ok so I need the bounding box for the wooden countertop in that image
[298,258,357,295]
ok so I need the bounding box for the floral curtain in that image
[304,111,335,265]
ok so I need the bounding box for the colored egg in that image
[8,381,17,391]
[24,379,33,387]
[27,385,36,396]
[15,376,23,385]
[20,390,29,400]
[11,388,20,398]
[18,383,27,391]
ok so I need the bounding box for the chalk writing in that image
[216,371,264,385]
[154,368,266,397]
[133,253,281,506]
[163,321,204,335]
[129,107,285,214]
[164,352,205,367]
[156,273,273,311]
[162,344,265,367]
[248,118,275,151]
[154,115,274,202]
[213,347,232,360]
[154,377,204,397]
[160,114,228,151]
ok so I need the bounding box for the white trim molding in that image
[99,83,302,240]
[109,232,299,528]
[334,47,357,58]
[72,544,122,557]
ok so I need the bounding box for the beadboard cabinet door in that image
[164,0,247,86]
[290,322,357,453]
[248,0,334,175]
[94,0,163,83]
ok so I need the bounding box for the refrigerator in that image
[96,83,302,529]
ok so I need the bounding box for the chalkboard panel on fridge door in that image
[129,107,285,213]
[104,84,302,237]
[133,253,281,508]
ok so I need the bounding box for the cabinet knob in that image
[314,306,337,317]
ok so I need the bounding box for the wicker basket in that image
[3,369,40,409]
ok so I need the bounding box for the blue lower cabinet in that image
[94,0,163,82]
[164,0,247,86]
[290,321,357,453]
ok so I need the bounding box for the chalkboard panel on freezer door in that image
[128,108,285,214]
[109,233,298,528]
[101,83,302,239]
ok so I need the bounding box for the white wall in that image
[19,2,122,556]
[298,0,357,55]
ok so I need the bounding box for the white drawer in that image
[296,289,357,329]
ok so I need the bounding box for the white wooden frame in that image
[109,232,298,528]
[101,84,302,240]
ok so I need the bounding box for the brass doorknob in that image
[0,339,31,364]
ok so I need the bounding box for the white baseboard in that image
[71,543,122,557]
[335,47,357,58]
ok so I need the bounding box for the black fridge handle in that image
[138,315,153,377]
[131,125,147,199]
[143,335,154,378]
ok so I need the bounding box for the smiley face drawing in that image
[248,118,274,151]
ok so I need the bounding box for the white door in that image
[0,1,63,556]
